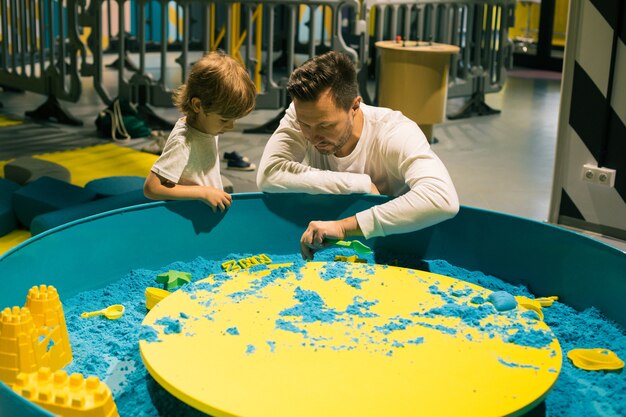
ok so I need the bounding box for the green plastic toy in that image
[156,270,192,290]
[329,239,372,255]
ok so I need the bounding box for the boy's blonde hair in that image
[173,51,256,120]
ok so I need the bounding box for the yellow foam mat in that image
[0,114,25,127]
[0,143,157,256]
[0,230,31,255]
[0,143,157,187]
[141,262,562,417]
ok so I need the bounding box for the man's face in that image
[293,89,361,157]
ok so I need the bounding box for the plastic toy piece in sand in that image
[329,239,372,255]
[534,296,558,307]
[24,284,73,372]
[12,367,120,417]
[156,270,192,290]
[0,285,73,384]
[145,287,172,310]
[334,255,367,263]
[567,348,625,371]
[80,304,125,320]
[515,296,544,320]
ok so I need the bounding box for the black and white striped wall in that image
[550,0,626,240]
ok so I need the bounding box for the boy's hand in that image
[200,187,232,212]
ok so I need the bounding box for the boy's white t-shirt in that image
[151,117,224,190]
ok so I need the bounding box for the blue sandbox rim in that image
[1,193,624,417]
[1,192,624,324]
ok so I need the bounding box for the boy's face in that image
[194,111,235,136]
[189,97,236,136]
[293,88,361,158]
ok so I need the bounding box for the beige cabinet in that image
[375,41,459,142]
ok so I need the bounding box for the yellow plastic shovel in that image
[80,304,125,320]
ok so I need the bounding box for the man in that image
[257,51,459,260]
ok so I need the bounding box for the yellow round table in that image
[140,262,561,417]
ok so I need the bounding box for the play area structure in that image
[0,193,625,416]
[0,144,158,253]
[0,0,516,252]
[0,0,514,127]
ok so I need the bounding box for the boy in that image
[144,51,256,212]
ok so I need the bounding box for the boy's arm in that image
[144,172,232,212]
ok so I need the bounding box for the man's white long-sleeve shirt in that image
[257,103,459,239]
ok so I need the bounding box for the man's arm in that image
[256,104,372,194]
[354,119,459,239]
[303,115,458,259]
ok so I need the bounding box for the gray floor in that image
[2,70,625,251]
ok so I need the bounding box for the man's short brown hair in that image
[286,51,358,111]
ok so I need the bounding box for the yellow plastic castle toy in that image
[12,367,120,417]
[0,285,73,384]
[0,285,120,416]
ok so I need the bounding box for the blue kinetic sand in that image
[488,290,518,311]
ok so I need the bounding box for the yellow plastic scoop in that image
[80,304,125,320]
[567,348,624,371]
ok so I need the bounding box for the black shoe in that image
[223,151,250,163]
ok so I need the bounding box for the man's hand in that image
[200,187,232,212]
[300,220,347,260]
[300,216,363,260]
[370,182,380,195]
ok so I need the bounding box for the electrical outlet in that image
[582,164,616,187]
